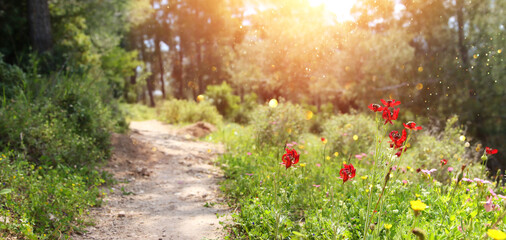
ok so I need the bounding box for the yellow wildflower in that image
[410,200,427,215]
[459,135,466,142]
[361,176,368,180]
[353,135,359,141]
[487,229,506,240]
[326,156,331,160]
[334,152,339,157]
[299,145,305,149]
[406,166,411,170]
[384,224,392,230]
[196,94,205,102]
[300,163,306,167]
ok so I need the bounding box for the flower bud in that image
[412,228,427,240]
[481,155,488,161]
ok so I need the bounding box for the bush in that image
[322,113,377,157]
[158,99,222,125]
[232,93,258,124]
[402,115,481,181]
[251,100,308,147]
[119,103,157,121]
[0,55,25,99]
[0,79,118,166]
[204,82,240,120]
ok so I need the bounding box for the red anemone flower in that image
[282,148,300,169]
[395,147,406,157]
[440,159,448,166]
[381,99,401,108]
[389,129,407,149]
[339,163,356,183]
[368,103,384,112]
[403,121,422,131]
[485,147,498,155]
[382,108,400,125]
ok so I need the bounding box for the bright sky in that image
[307,0,356,21]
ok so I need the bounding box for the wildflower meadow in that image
[210,99,506,239]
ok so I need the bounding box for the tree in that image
[27,0,52,53]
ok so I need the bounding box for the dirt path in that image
[73,120,228,240]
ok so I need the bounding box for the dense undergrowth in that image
[0,57,121,239]
[207,100,506,239]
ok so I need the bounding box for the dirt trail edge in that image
[74,120,228,240]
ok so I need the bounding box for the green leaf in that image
[0,189,12,195]
[470,210,478,218]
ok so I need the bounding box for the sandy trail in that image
[73,120,228,240]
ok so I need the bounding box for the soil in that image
[73,120,228,240]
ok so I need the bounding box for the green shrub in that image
[158,99,222,125]
[306,103,334,134]
[0,55,25,99]
[0,86,115,166]
[204,82,240,119]
[251,101,308,147]
[322,113,377,156]
[119,103,157,121]
[232,93,258,124]
[402,115,481,181]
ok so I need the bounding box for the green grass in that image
[208,116,506,239]
[0,151,110,239]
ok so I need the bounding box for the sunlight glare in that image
[308,0,356,21]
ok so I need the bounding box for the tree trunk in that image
[196,42,204,94]
[155,35,166,99]
[146,75,156,107]
[456,0,469,71]
[176,50,184,99]
[27,0,53,53]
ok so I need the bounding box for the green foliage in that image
[232,93,258,124]
[210,114,504,239]
[0,57,126,166]
[204,82,240,120]
[119,103,157,122]
[251,101,309,147]
[322,113,377,157]
[0,56,25,99]
[404,116,481,180]
[158,99,222,126]
[101,47,141,99]
[0,151,108,239]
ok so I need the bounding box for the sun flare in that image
[308,0,356,21]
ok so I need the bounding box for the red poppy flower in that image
[485,147,498,155]
[382,108,400,125]
[339,163,356,183]
[440,159,448,166]
[403,121,422,131]
[368,103,384,112]
[381,99,401,108]
[282,148,300,169]
[395,147,406,157]
[389,129,407,149]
